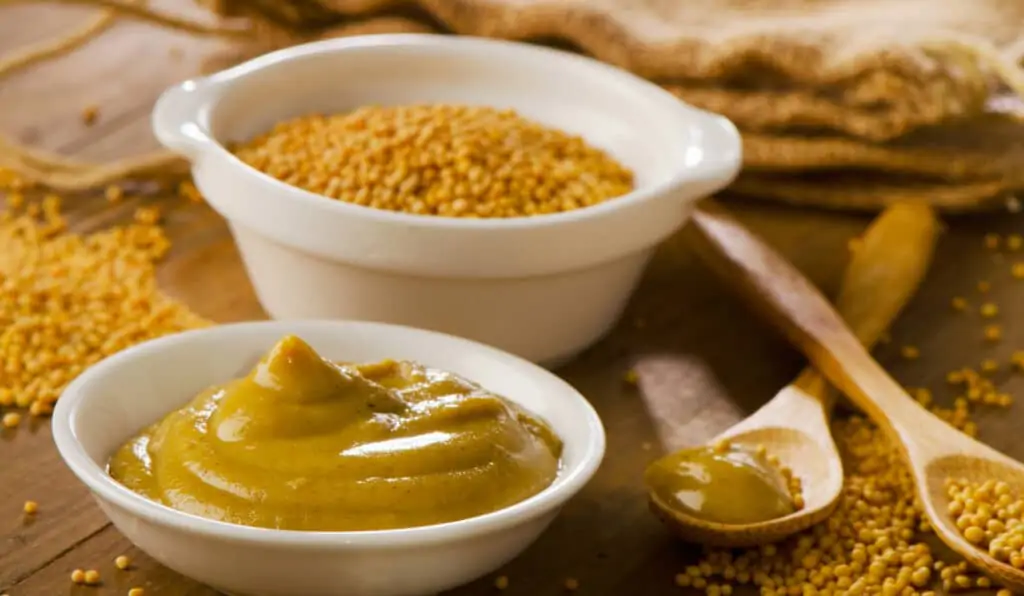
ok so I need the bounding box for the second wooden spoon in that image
[690,202,1024,590]
[647,202,939,547]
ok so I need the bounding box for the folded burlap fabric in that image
[199,0,1024,142]
[729,174,1013,213]
[4,0,1024,212]
[745,105,1024,180]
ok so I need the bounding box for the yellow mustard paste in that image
[108,335,563,531]
[644,444,796,525]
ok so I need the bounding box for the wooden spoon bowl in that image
[690,201,1024,590]
[915,417,1024,588]
[650,423,843,547]
[648,202,939,547]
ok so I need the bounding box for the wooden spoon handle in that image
[689,201,956,455]
[792,203,940,395]
[831,203,940,348]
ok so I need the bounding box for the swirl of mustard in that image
[108,335,563,531]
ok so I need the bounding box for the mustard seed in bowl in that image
[231,104,635,218]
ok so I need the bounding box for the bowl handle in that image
[151,78,219,161]
[688,109,744,196]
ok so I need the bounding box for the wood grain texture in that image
[0,4,1022,595]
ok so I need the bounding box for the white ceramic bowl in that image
[152,34,741,365]
[52,320,605,596]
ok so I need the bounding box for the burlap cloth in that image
[5,0,1024,211]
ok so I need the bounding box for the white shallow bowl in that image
[52,320,605,596]
[152,34,741,365]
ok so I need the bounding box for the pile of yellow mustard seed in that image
[0,181,209,424]
[232,104,635,218]
[947,478,1024,569]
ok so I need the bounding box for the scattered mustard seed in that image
[5,189,24,209]
[978,280,992,293]
[951,296,969,311]
[84,569,101,586]
[104,185,123,203]
[985,325,1003,343]
[494,575,509,590]
[22,500,37,514]
[81,105,99,126]
[133,206,161,226]
[1013,262,1024,279]
[984,233,1001,250]
[177,180,203,203]
[71,569,86,584]
[0,196,209,412]
[900,345,920,360]
[981,359,999,374]
[1007,233,1023,251]
[129,588,145,596]
[623,369,638,385]
[115,555,131,570]
[28,400,52,417]
[980,302,1000,318]
[2,412,20,429]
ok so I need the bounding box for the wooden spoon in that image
[689,202,1024,589]
[647,202,940,547]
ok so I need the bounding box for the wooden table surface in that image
[1,5,1023,596]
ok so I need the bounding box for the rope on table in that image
[0,0,255,192]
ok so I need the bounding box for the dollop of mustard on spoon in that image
[645,442,796,525]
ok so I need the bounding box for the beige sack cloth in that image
[743,107,1024,181]
[200,0,1024,142]
[728,174,1013,213]
[4,1,1024,212]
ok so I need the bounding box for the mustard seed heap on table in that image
[0,175,209,425]
[232,104,635,218]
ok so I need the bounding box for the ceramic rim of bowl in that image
[52,319,607,548]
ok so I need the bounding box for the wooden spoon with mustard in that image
[687,201,1024,589]
[646,201,940,547]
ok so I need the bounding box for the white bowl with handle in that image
[52,319,605,596]
[152,34,742,366]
